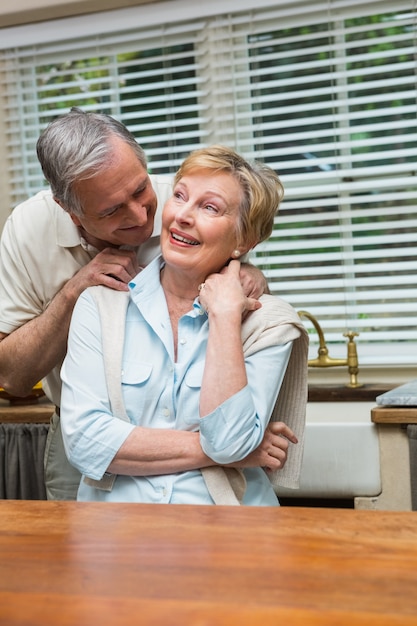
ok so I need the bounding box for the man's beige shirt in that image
[0,175,173,406]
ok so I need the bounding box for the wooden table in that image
[1,502,417,625]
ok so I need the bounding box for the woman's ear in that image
[232,240,257,258]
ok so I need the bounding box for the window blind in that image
[0,0,416,365]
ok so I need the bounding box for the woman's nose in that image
[176,202,194,222]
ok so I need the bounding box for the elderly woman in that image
[60,145,308,505]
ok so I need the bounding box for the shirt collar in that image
[53,201,83,248]
[128,255,207,318]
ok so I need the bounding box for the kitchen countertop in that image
[375,379,417,407]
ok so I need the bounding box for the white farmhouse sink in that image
[275,402,381,499]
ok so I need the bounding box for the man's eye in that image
[103,208,118,218]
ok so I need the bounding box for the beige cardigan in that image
[201,294,309,504]
[85,289,309,504]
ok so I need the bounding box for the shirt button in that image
[163,408,170,417]
[180,338,186,345]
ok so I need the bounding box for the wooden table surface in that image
[1,501,417,626]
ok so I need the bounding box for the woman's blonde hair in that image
[174,145,284,250]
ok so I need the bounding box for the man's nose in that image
[129,200,148,225]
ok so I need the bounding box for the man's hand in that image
[226,421,298,472]
[239,262,270,299]
[68,247,141,295]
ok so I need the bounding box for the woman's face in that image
[161,170,243,279]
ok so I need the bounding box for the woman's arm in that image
[198,261,297,465]
[108,419,296,476]
[107,427,212,475]
[199,260,261,415]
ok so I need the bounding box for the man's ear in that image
[53,195,64,210]
[53,196,81,226]
[69,213,82,227]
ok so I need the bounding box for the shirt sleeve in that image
[199,342,293,464]
[0,211,44,333]
[60,289,135,479]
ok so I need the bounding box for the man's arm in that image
[0,248,140,397]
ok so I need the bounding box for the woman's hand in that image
[199,260,261,319]
[226,421,298,472]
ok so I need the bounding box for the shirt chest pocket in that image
[179,361,205,427]
[121,361,153,422]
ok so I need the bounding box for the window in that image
[1,0,416,365]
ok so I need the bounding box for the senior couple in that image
[0,108,308,505]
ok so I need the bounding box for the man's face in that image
[69,137,157,249]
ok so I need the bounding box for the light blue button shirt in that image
[61,256,292,505]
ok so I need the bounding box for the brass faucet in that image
[297,310,361,388]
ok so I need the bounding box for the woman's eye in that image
[204,204,219,214]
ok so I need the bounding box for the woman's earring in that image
[232,250,241,258]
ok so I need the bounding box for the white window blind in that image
[0,0,416,365]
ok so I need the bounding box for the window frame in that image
[0,0,415,372]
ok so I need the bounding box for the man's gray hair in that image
[36,107,147,216]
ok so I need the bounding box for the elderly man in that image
[0,108,268,500]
